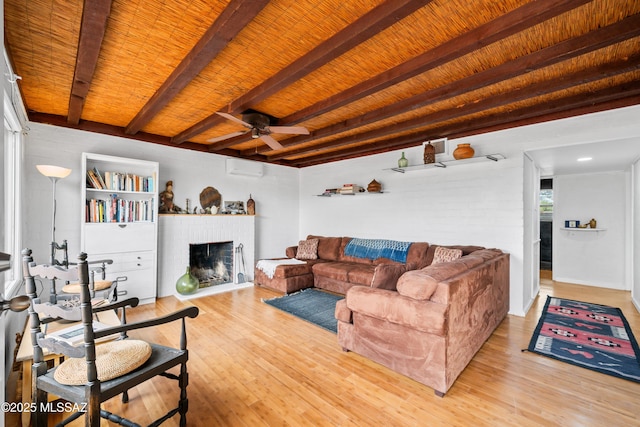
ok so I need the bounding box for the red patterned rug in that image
[528,296,640,383]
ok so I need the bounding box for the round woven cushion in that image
[62,280,112,293]
[54,340,152,385]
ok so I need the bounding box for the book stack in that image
[322,188,340,196]
[86,167,155,192]
[86,195,155,223]
[339,184,363,195]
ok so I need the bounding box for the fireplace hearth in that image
[189,241,233,287]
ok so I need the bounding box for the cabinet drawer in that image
[87,251,156,303]
[83,222,155,254]
[87,251,154,273]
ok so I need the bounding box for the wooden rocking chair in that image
[22,249,199,426]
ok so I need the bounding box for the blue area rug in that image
[263,288,344,333]
[528,296,640,383]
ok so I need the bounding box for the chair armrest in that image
[92,297,139,313]
[94,306,199,340]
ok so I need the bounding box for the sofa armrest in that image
[335,299,352,323]
[370,263,407,290]
[285,246,298,258]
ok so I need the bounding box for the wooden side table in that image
[16,309,119,426]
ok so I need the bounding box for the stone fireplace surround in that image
[158,215,255,300]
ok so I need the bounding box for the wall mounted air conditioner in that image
[225,158,264,177]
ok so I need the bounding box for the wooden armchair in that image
[22,249,199,427]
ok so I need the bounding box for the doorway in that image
[539,178,553,274]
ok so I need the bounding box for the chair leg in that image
[33,388,48,427]
[179,362,189,427]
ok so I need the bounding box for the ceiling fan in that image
[208,110,309,150]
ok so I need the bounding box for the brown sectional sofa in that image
[254,235,510,396]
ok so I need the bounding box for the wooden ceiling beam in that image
[255,1,635,158]
[174,0,433,145]
[293,85,640,167]
[223,0,602,156]
[273,54,640,161]
[67,0,112,126]
[124,0,271,135]
[280,0,593,126]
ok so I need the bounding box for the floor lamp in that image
[36,165,72,303]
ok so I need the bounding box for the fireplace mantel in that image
[157,215,255,299]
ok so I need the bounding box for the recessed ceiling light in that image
[577,157,592,162]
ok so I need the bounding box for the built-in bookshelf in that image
[81,153,159,304]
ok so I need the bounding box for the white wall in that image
[634,160,640,311]
[300,141,528,315]
[23,123,300,277]
[22,105,640,316]
[553,172,628,289]
[300,105,640,316]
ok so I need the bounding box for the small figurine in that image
[159,180,182,213]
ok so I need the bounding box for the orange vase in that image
[453,143,474,160]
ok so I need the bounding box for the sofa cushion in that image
[346,263,376,286]
[312,262,351,282]
[339,237,373,264]
[308,235,343,261]
[396,270,439,300]
[371,263,408,290]
[432,247,463,264]
[346,286,447,335]
[296,239,319,260]
[405,242,430,269]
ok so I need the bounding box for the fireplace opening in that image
[189,241,233,287]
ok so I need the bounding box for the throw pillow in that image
[296,239,319,260]
[432,246,463,264]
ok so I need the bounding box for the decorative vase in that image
[589,218,597,229]
[247,194,255,215]
[453,143,474,160]
[175,266,199,295]
[398,152,409,168]
[423,142,435,164]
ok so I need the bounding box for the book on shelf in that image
[89,170,155,192]
[93,167,107,189]
[86,169,103,189]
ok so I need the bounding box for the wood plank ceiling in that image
[4,0,640,167]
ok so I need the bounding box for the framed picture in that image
[224,201,245,214]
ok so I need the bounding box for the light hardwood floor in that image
[11,276,640,426]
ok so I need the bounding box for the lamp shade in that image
[36,164,72,179]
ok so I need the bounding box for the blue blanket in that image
[344,238,412,263]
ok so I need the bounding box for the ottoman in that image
[254,258,315,294]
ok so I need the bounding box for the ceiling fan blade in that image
[268,125,309,135]
[260,134,284,150]
[207,130,247,143]
[216,112,252,129]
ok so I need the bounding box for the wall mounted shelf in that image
[316,192,384,197]
[388,153,506,173]
[562,228,606,232]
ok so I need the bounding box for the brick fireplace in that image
[158,215,255,299]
